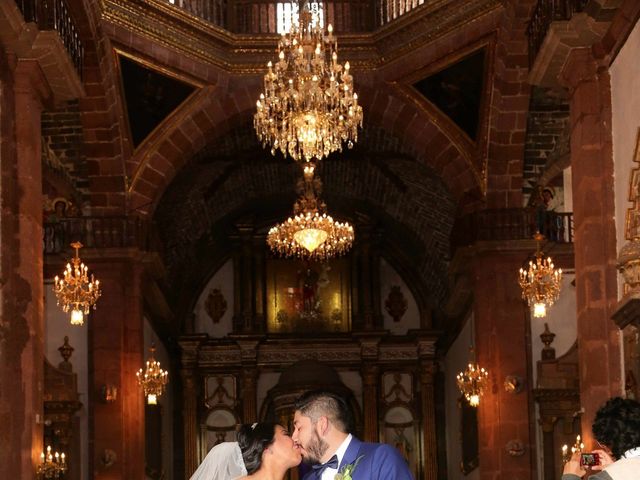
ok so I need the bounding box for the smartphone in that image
[580,453,600,467]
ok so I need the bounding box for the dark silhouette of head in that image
[592,397,640,459]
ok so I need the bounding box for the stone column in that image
[473,248,534,480]
[418,360,438,480]
[88,252,145,480]
[0,56,51,480]
[238,339,260,423]
[560,48,622,443]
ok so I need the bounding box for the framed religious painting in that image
[266,258,351,333]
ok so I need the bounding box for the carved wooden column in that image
[418,359,438,480]
[238,339,260,423]
[361,363,379,442]
[179,335,204,478]
[0,56,52,480]
[231,223,266,333]
[352,225,383,331]
[560,48,622,443]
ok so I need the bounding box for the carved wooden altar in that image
[43,336,82,480]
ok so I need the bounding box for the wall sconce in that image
[504,375,523,394]
[100,385,117,403]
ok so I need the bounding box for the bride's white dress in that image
[189,442,248,480]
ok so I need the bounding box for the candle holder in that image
[36,445,67,479]
[561,435,584,463]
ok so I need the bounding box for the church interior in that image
[2,0,640,478]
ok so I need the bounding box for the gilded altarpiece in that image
[266,258,351,333]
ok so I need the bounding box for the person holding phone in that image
[562,397,640,480]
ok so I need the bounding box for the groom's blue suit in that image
[302,436,414,480]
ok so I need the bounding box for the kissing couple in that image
[190,390,414,480]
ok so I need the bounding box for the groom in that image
[292,390,414,480]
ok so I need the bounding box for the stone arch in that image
[128,81,480,215]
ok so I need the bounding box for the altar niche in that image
[266,258,351,333]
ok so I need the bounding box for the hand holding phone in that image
[580,452,600,467]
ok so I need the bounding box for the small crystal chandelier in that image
[518,232,562,318]
[136,344,168,405]
[254,1,363,162]
[456,347,489,407]
[37,445,67,479]
[53,242,101,326]
[267,163,354,261]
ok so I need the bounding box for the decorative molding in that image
[101,0,501,75]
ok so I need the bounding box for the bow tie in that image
[312,455,339,478]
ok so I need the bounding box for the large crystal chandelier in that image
[518,232,563,318]
[267,163,353,261]
[53,242,102,326]
[456,347,489,407]
[136,344,168,405]
[254,2,363,162]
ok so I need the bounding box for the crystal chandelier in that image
[254,2,363,162]
[136,344,168,405]
[456,347,489,407]
[53,242,102,326]
[267,164,354,261]
[518,233,562,318]
[37,445,67,479]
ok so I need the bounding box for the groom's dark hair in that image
[294,390,355,434]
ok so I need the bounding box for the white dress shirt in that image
[321,434,353,480]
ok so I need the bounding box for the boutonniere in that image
[334,455,364,480]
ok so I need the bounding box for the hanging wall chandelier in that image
[267,164,353,261]
[456,347,489,407]
[518,232,562,318]
[53,242,102,326]
[254,2,363,162]
[136,344,169,405]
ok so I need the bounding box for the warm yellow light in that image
[469,394,480,407]
[533,303,547,318]
[136,344,168,403]
[53,242,101,326]
[70,309,84,325]
[518,234,562,318]
[254,5,362,162]
[267,165,353,261]
[293,228,328,252]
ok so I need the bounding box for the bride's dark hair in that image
[237,423,277,474]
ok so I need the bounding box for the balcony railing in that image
[166,0,426,33]
[452,208,574,248]
[44,216,150,254]
[527,0,588,67]
[15,0,84,78]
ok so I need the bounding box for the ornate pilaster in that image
[178,335,205,477]
[362,363,379,442]
[418,360,438,480]
[237,338,260,423]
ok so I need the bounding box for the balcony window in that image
[277,2,324,34]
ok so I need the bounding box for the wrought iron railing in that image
[526,0,588,67]
[452,208,574,247]
[44,216,150,254]
[164,0,426,33]
[15,0,84,78]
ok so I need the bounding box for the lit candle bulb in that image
[61,453,66,464]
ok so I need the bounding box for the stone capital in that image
[13,58,53,108]
[558,47,600,90]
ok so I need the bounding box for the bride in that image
[190,422,301,480]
